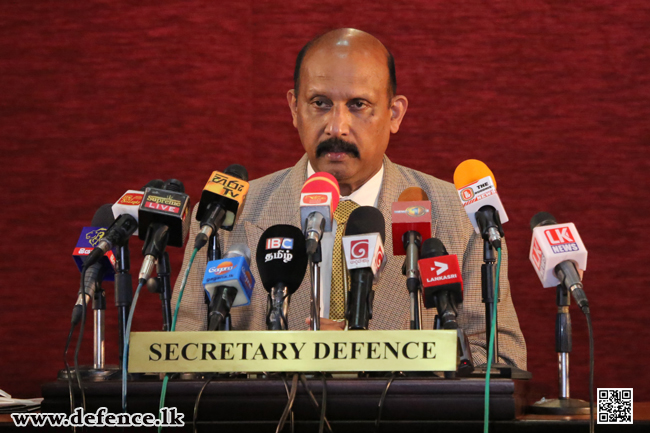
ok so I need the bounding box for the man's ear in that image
[389,95,408,134]
[287,89,298,128]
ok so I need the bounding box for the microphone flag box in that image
[300,192,334,232]
[530,222,587,288]
[197,171,249,231]
[112,190,144,235]
[202,256,255,307]
[391,201,431,255]
[138,188,190,247]
[456,175,509,234]
[342,233,386,283]
[418,255,463,307]
[72,227,116,280]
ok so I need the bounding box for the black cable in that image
[298,374,332,433]
[320,374,327,433]
[193,374,214,433]
[375,373,399,433]
[276,374,298,433]
[585,311,594,433]
[73,266,89,413]
[63,323,76,416]
[280,375,294,433]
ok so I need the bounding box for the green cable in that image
[158,248,198,432]
[483,247,502,433]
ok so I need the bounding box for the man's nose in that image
[325,105,350,137]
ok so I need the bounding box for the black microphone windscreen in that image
[255,225,308,294]
[344,206,385,242]
[163,178,185,193]
[92,204,116,227]
[530,211,557,231]
[224,164,249,182]
[420,237,448,258]
[141,179,165,191]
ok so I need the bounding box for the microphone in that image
[300,172,340,255]
[391,187,432,329]
[202,244,255,331]
[71,204,116,325]
[530,212,589,312]
[194,165,250,250]
[111,179,165,236]
[342,206,386,330]
[137,179,191,282]
[256,225,308,330]
[418,238,463,329]
[453,160,509,249]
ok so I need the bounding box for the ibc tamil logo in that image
[350,240,370,259]
[460,187,474,201]
[544,227,579,254]
[266,237,294,250]
[302,194,328,205]
[406,206,427,217]
[210,261,235,276]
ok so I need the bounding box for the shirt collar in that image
[307,161,384,208]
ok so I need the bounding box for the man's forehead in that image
[300,46,388,98]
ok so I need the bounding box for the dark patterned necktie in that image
[329,200,360,320]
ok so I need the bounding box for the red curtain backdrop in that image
[1,0,649,402]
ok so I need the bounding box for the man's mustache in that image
[316,138,360,158]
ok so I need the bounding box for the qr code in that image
[598,388,633,424]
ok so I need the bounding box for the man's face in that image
[288,44,406,194]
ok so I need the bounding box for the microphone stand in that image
[473,239,531,379]
[114,243,132,367]
[308,243,322,330]
[93,287,106,370]
[267,283,290,330]
[402,231,423,330]
[156,251,172,331]
[207,231,231,331]
[528,284,589,414]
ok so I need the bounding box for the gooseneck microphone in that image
[418,238,463,329]
[203,243,255,331]
[453,160,508,249]
[194,164,249,251]
[84,212,138,269]
[530,212,589,312]
[342,206,386,330]
[256,225,308,330]
[71,204,116,326]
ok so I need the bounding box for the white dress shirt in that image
[306,162,384,318]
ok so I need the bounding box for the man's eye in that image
[351,101,367,109]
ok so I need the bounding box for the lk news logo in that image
[544,227,579,254]
[531,238,543,270]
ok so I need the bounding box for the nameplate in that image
[129,330,457,373]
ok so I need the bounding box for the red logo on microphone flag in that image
[460,188,474,201]
[531,238,543,270]
[351,240,370,259]
[418,255,462,288]
[302,194,328,205]
[544,226,579,253]
[374,246,384,269]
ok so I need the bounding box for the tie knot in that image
[334,200,360,224]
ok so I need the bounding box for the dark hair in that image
[293,36,397,99]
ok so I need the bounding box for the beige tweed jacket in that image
[171,155,527,369]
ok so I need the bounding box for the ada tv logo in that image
[544,227,579,254]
